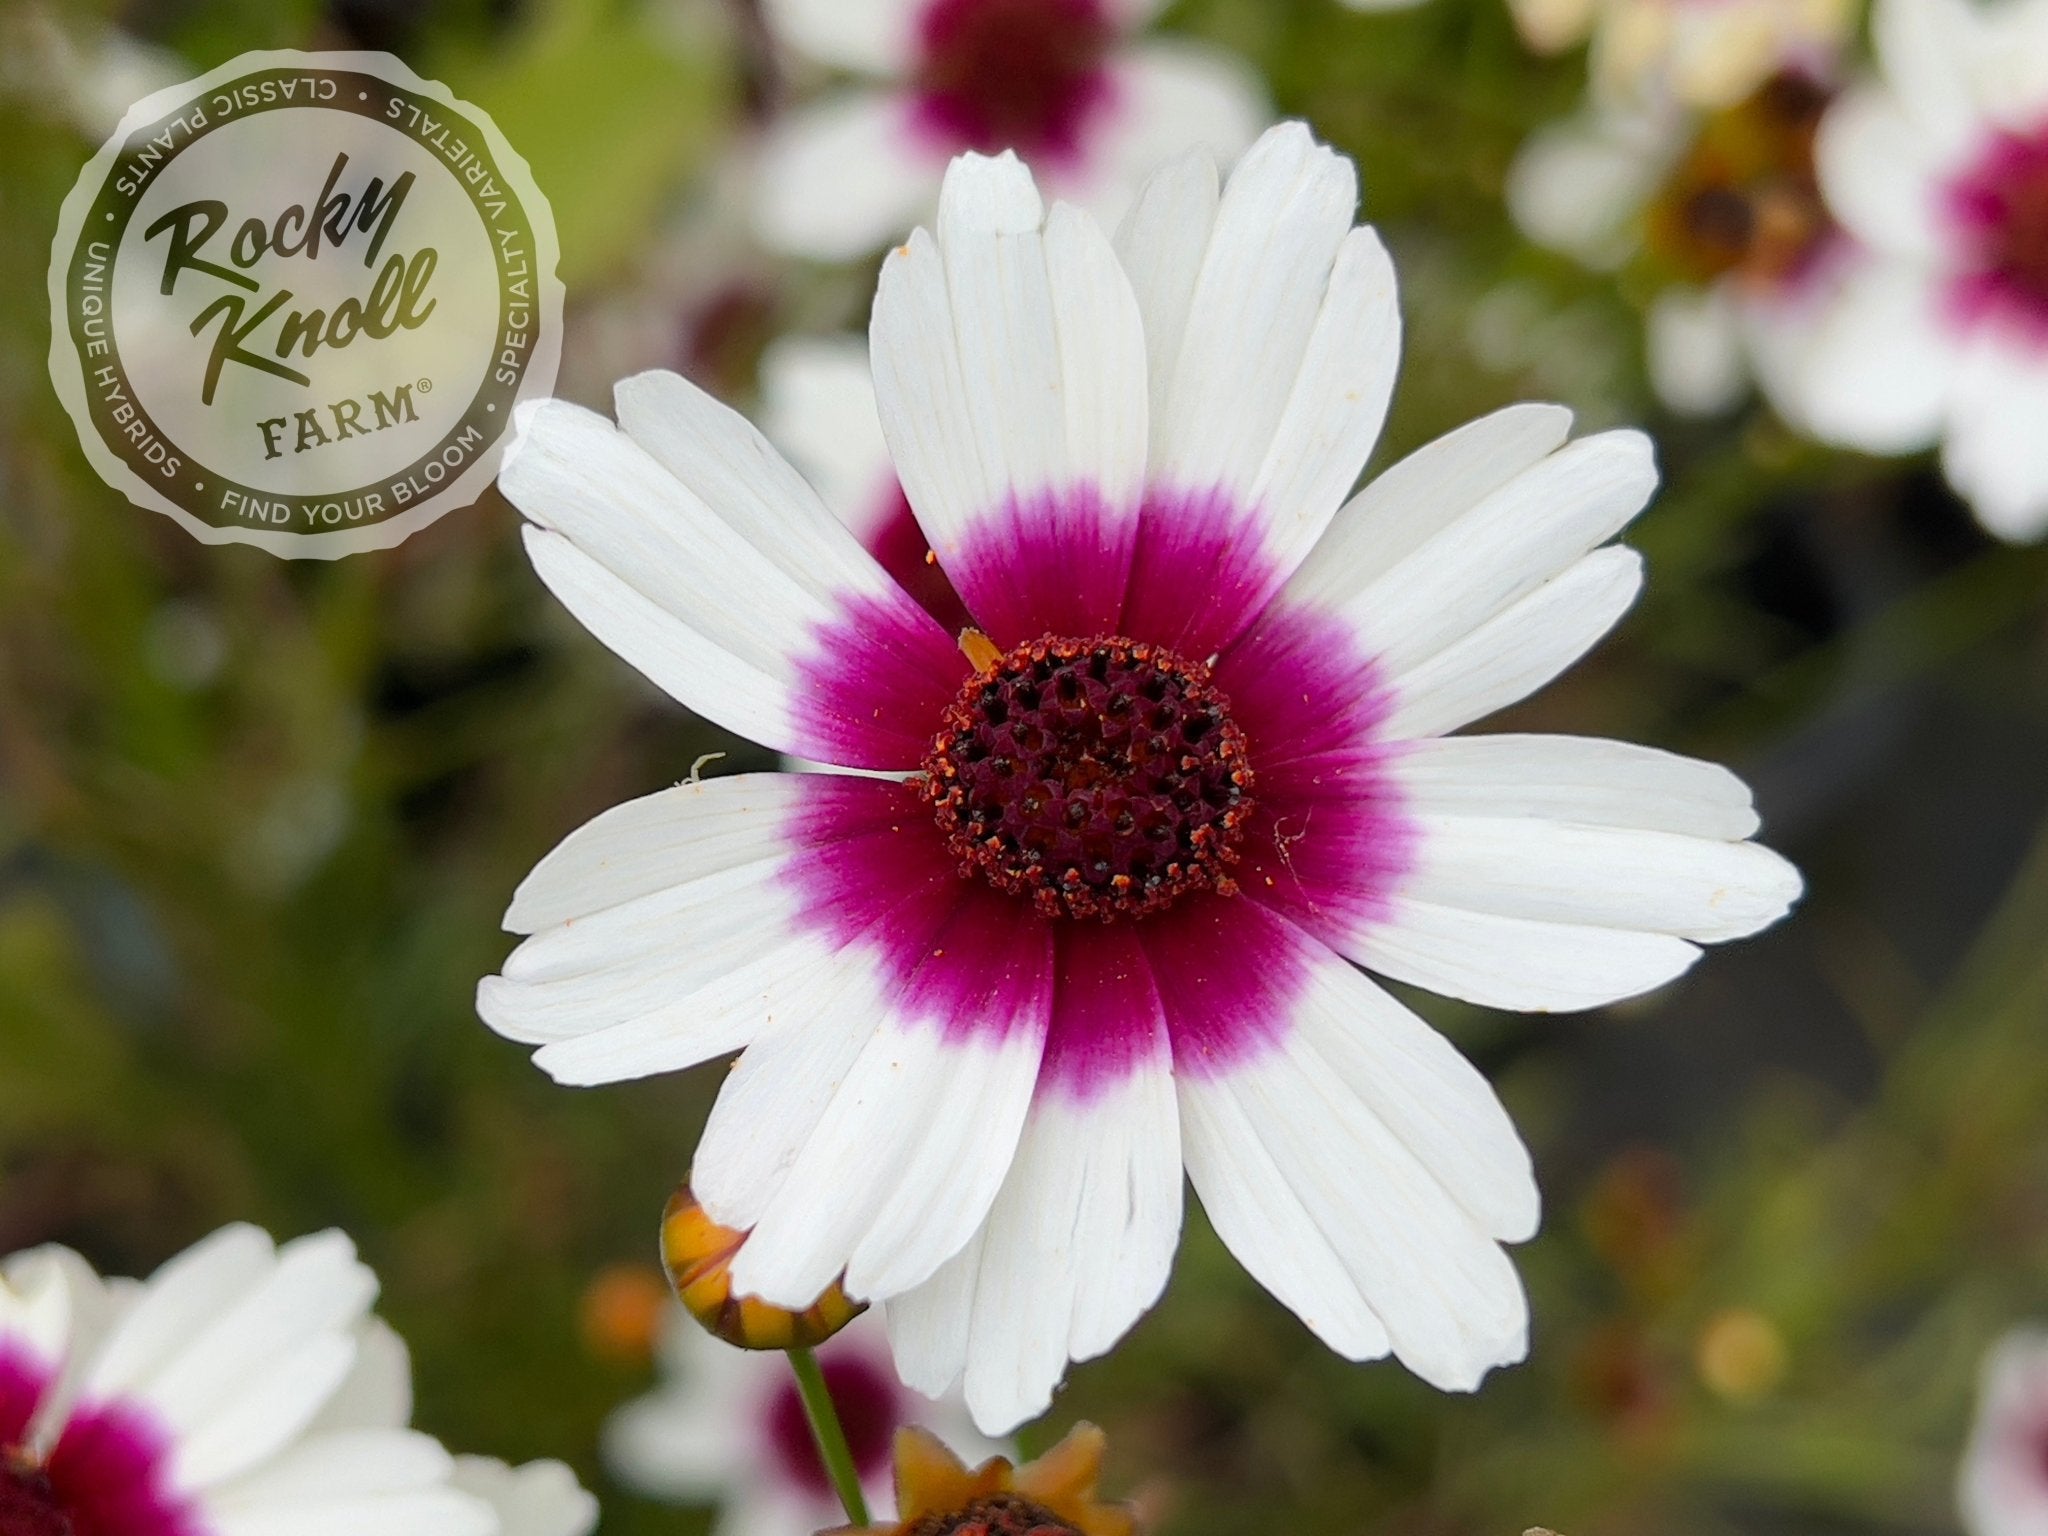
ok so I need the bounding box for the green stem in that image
[787,1346,872,1526]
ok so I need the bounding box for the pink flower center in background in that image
[922,634,1256,922]
[911,0,1116,165]
[1948,120,2048,339]
[764,1354,902,1499]
[0,1393,200,1536]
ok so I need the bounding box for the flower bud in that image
[660,1182,865,1351]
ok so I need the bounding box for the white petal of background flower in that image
[1959,1329,2048,1536]
[0,1226,593,1536]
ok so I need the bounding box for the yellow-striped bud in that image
[659,1183,865,1351]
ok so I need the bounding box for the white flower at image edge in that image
[1961,1329,2048,1536]
[1802,0,2048,540]
[606,1308,1003,1536]
[0,1225,597,1536]
[753,0,1268,259]
[482,121,1802,1435]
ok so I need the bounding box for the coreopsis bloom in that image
[607,1308,1003,1536]
[483,122,1801,1432]
[0,1224,598,1536]
[1503,0,1854,110]
[824,1422,1131,1536]
[1509,69,1850,417]
[1961,1329,2048,1536]
[1800,0,2048,540]
[753,0,1268,260]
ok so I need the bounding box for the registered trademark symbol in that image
[416,377,433,393]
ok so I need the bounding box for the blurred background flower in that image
[605,1308,1004,1536]
[4,0,2048,1532]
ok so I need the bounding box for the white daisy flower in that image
[1800,0,2048,540]
[0,1225,597,1536]
[1962,1329,2048,1536]
[752,0,1268,260]
[1509,69,1853,418]
[484,121,1802,1434]
[605,1308,1002,1536]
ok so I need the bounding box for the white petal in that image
[1960,1329,2048,1536]
[1146,128,1368,524]
[888,1061,1184,1435]
[1816,85,1952,260]
[761,0,922,74]
[0,1250,73,1378]
[1506,110,1673,264]
[1352,900,1704,1012]
[451,1457,600,1536]
[753,92,941,262]
[503,392,954,769]
[841,1027,1063,1302]
[1318,430,1658,681]
[757,335,895,540]
[521,925,850,1087]
[1181,949,1532,1390]
[209,1490,495,1536]
[884,1229,989,1400]
[1794,261,1956,455]
[1399,813,1805,942]
[1871,0,1990,154]
[1647,285,1749,417]
[480,776,834,1081]
[1284,403,1575,608]
[1391,735,1763,840]
[503,773,820,935]
[1379,546,1646,740]
[204,1428,451,1507]
[1114,148,1220,439]
[80,1224,274,1407]
[1943,351,2048,543]
[138,1231,379,1489]
[724,1024,1046,1310]
[308,1319,411,1433]
[171,1335,360,1491]
[871,153,1149,600]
